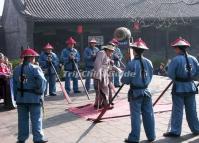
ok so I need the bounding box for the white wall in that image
[0,0,5,16]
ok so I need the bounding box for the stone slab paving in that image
[0,76,199,143]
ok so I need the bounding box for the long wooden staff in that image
[72,59,90,100]
[152,81,173,106]
[50,61,72,104]
[92,80,173,122]
[91,84,124,123]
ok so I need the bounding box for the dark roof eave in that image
[29,17,131,23]
[11,0,199,24]
[28,16,199,23]
[131,16,199,20]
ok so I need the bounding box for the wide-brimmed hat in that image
[20,48,39,58]
[171,37,190,48]
[89,38,97,43]
[102,45,115,51]
[66,37,76,45]
[43,43,53,50]
[130,38,148,50]
[109,38,119,46]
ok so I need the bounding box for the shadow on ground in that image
[152,133,199,143]
[0,102,16,112]
[44,93,65,101]
[75,123,96,143]
[43,111,79,129]
[189,137,199,143]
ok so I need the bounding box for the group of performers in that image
[122,37,199,143]
[1,33,199,143]
[37,37,124,100]
[7,36,123,143]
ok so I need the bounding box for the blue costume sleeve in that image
[33,67,47,94]
[121,61,132,85]
[113,48,123,61]
[148,60,153,81]
[52,53,59,67]
[13,67,18,100]
[191,56,199,79]
[117,48,123,61]
[60,49,70,64]
[38,52,47,68]
[167,58,178,80]
[83,48,92,61]
[75,51,80,62]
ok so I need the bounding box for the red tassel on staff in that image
[59,81,72,104]
[50,61,72,104]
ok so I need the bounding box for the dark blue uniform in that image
[83,46,99,91]
[167,53,199,135]
[60,47,80,94]
[112,47,123,86]
[13,61,47,142]
[121,56,155,142]
[39,52,59,96]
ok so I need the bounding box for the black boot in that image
[34,139,48,143]
[16,141,25,143]
[163,132,180,137]
[148,139,155,142]
[192,132,199,136]
[124,138,138,143]
[74,90,81,93]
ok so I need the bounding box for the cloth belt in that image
[128,94,149,101]
[17,88,42,95]
[175,77,193,82]
[130,84,147,90]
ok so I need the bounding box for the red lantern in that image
[133,21,140,31]
[77,25,83,34]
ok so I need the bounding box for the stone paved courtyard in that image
[0,76,199,143]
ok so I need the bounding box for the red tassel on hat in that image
[21,48,39,58]
[66,37,76,45]
[43,43,54,50]
[171,37,190,47]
